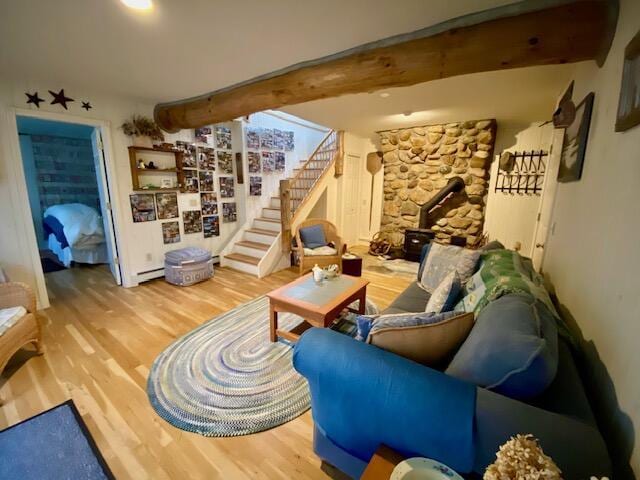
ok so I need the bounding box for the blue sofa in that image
[293,271,611,478]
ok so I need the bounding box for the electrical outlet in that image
[146,253,152,261]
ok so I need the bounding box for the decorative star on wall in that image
[25,92,44,108]
[49,89,74,110]
[81,101,92,111]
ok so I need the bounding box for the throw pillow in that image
[416,243,432,281]
[355,310,475,367]
[299,224,327,249]
[424,271,461,313]
[418,243,480,293]
[446,294,558,400]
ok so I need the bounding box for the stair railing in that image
[280,130,343,251]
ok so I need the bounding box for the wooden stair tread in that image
[224,253,261,265]
[236,240,270,251]
[263,207,281,211]
[246,228,279,236]
[256,217,279,223]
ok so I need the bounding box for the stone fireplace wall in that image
[379,119,496,246]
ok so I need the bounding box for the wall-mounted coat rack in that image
[494,150,548,195]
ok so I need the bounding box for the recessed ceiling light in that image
[379,92,391,98]
[121,0,153,10]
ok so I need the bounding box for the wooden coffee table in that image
[267,273,369,342]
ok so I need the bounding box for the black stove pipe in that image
[418,176,466,228]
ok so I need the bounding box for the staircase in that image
[222,130,343,277]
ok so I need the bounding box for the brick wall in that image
[30,135,100,212]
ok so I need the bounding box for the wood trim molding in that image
[154,0,618,132]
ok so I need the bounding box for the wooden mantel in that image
[154,0,618,132]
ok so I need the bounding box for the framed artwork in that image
[261,151,274,172]
[162,221,180,244]
[247,151,261,173]
[130,194,156,222]
[200,192,218,215]
[183,170,199,193]
[274,151,285,171]
[203,215,220,238]
[215,126,232,150]
[222,202,237,223]
[199,170,215,192]
[273,129,285,150]
[260,128,274,149]
[217,151,233,174]
[183,210,203,234]
[219,177,235,198]
[198,147,216,170]
[615,29,640,132]
[249,176,262,196]
[558,92,595,183]
[195,126,212,144]
[246,128,260,149]
[176,141,197,168]
[155,192,179,219]
[284,131,294,151]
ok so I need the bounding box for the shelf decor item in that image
[615,29,640,132]
[121,115,165,147]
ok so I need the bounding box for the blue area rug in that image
[147,295,377,436]
[0,400,113,479]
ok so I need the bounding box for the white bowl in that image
[390,457,463,480]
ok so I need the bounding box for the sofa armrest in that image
[293,328,476,473]
[0,282,36,313]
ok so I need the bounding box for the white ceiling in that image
[1,0,579,136]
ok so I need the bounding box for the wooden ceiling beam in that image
[154,0,618,132]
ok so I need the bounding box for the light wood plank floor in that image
[0,248,412,479]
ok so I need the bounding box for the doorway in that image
[15,115,121,292]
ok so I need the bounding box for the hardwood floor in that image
[0,248,412,479]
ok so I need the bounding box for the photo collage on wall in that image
[222,202,237,223]
[245,126,295,197]
[196,126,227,235]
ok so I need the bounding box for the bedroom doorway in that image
[15,115,121,287]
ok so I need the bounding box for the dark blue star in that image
[49,89,74,110]
[25,92,44,108]
[81,101,92,111]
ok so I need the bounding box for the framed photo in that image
[274,151,285,171]
[195,126,212,144]
[200,192,218,215]
[162,221,180,244]
[273,129,285,150]
[219,177,235,198]
[615,29,640,132]
[284,131,294,151]
[130,194,156,222]
[199,170,215,192]
[260,128,274,149]
[558,92,595,183]
[217,151,233,174]
[155,192,179,219]
[198,147,216,170]
[222,202,237,223]
[183,210,203,234]
[246,128,260,149]
[203,215,220,238]
[249,176,262,196]
[261,151,274,172]
[247,151,261,173]
[176,141,197,168]
[215,126,232,150]
[183,170,199,193]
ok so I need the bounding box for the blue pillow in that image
[355,310,465,342]
[446,294,558,399]
[299,224,327,249]
[425,271,462,313]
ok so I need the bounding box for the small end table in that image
[342,254,363,277]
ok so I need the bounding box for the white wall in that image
[542,0,640,476]
[484,122,553,255]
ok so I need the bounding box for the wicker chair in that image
[0,282,42,377]
[294,219,344,275]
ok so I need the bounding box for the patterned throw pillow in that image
[425,271,462,313]
[418,243,480,293]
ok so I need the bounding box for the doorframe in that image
[6,107,128,308]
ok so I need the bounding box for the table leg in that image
[270,305,278,342]
[357,287,367,314]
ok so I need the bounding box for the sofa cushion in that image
[425,271,461,313]
[418,243,480,293]
[356,310,475,366]
[446,294,558,400]
[383,281,430,314]
[299,224,327,249]
[0,306,27,336]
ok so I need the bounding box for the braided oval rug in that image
[147,295,377,436]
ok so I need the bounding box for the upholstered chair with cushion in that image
[0,282,43,377]
[294,219,344,275]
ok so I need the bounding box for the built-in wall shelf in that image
[128,146,185,192]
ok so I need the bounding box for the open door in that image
[91,129,122,285]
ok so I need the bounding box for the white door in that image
[531,128,564,271]
[91,129,122,284]
[341,153,361,245]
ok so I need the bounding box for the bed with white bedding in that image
[43,203,108,268]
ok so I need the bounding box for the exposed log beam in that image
[155,0,618,132]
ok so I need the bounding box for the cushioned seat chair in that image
[0,282,43,379]
[294,218,343,275]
